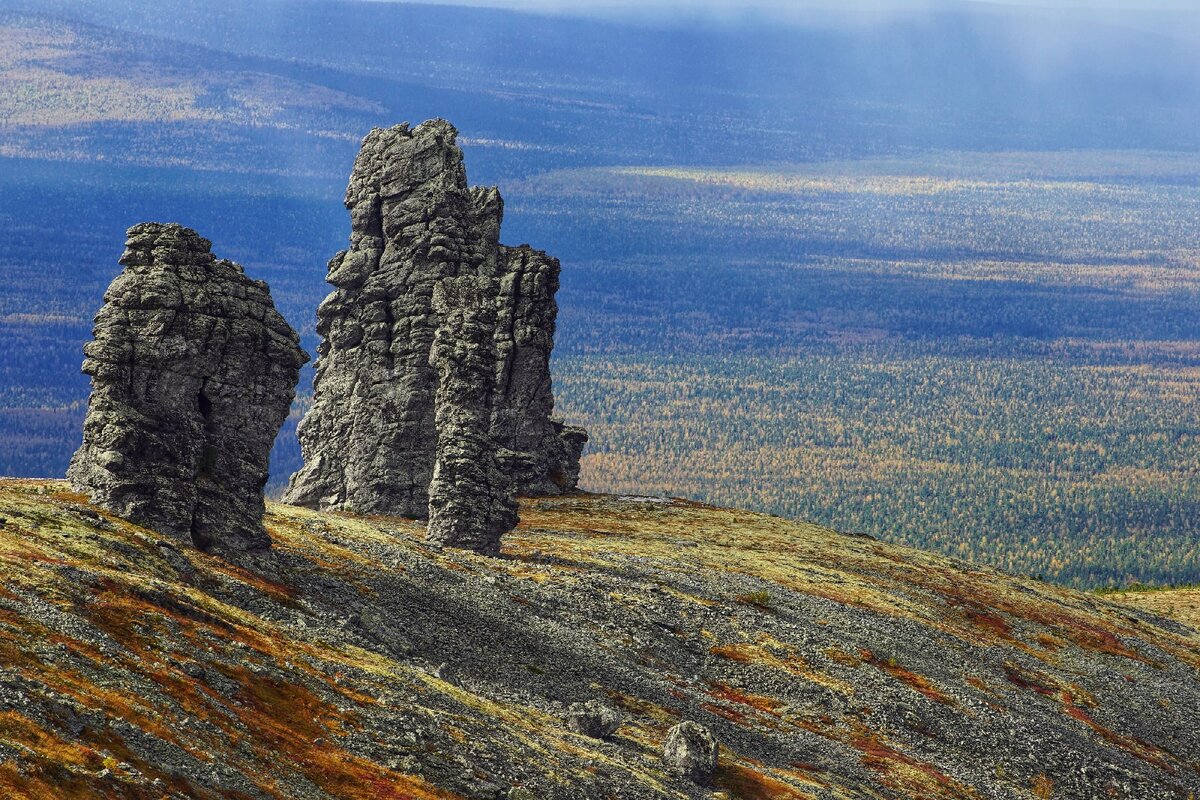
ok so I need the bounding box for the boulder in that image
[662,721,719,783]
[566,701,622,740]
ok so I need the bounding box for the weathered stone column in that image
[68,223,308,553]
[492,244,589,494]
[427,276,518,554]
[283,119,587,517]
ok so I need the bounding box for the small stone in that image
[567,700,622,739]
[662,721,719,784]
[435,662,459,686]
[73,507,113,530]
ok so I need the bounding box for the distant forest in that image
[3,1,1200,589]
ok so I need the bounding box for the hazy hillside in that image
[0,479,1197,798]
[3,1,1200,588]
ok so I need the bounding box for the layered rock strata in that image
[68,223,307,552]
[427,276,518,554]
[284,119,586,517]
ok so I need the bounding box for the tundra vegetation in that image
[0,479,1196,798]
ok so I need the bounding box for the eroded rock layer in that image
[284,119,586,516]
[68,223,307,552]
[427,276,518,553]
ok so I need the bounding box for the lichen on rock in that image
[67,222,308,553]
[284,119,586,518]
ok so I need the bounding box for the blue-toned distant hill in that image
[5,0,1200,176]
[3,0,1200,588]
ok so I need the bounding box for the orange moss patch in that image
[710,642,759,664]
[1057,689,1173,772]
[0,710,97,770]
[965,676,994,695]
[605,690,681,726]
[0,761,119,800]
[823,647,863,668]
[862,651,955,706]
[1064,622,1151,663]
[853,730,981,800]
[203,559,297,605]
[0,710,207,799]
[783,763,832,789]
[702,701,750,727]
[1002,662,1057,697]
[944,597,1014,642]
[49,490,91,505]
[1033,632,1063,652]
[1003,662,1175,772]
[709,641,852,695]
[708,683,784,715]
[1031,773,1054,799]
[714,760,817,800]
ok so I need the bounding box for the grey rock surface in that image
[283,119,586,517]
[67,223,307,553]
[427,276,518,554]
[492,244,588,495]
[566,701,622,740]
[662,722,719,784]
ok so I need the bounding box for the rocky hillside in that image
[0,478,1196,799]
[1115,587,1200,630]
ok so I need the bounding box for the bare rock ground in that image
[0,479,1196,799]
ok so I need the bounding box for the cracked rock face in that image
[284,118,586,517]
[493,244,588,495]
[427,276,518,554]
[68,223,308,553]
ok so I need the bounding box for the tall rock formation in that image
[68,223,308,553]
[492,245,589,494]
[284,119,586,517]
[427,276,518,554]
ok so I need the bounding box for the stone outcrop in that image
[68,223,307,553]
[426,276,518,554]
[284,119,586,517]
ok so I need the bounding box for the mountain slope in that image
[0,478,1196,799]
[1112,586,1200,630]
